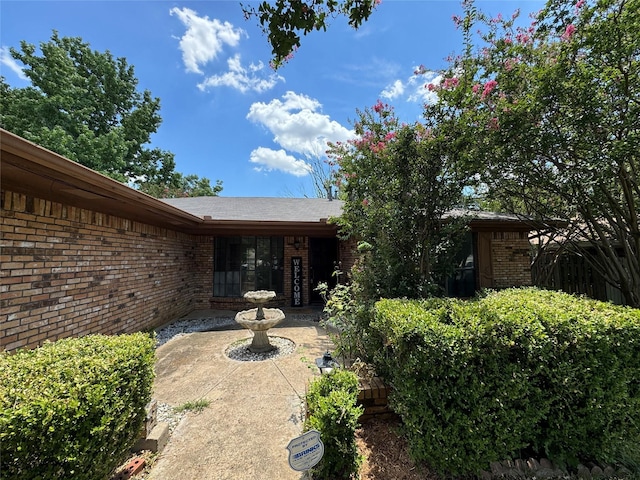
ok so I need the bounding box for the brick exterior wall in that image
[338,237,359,280]
[1,190,210,351]
[1,185,534,352]
[490,231,533,288]
[193,235,214,309]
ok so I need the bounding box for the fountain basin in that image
[235,308,285,331]
[235,307,285,353]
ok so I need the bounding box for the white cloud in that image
[247,91,355,159]
[197,54,284,93]
[379,67,442,105]
[0,47,27,80]
[381,79,405,100]
[407,72,442,104]
[249,147,312,177]
[170,7,244,74]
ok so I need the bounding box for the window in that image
[214,236,284,297]
[446,233,477,298]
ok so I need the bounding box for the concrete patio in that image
[145,309,333,480]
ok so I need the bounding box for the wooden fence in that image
[532,249,625,305]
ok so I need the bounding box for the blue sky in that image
[1,0,543,197]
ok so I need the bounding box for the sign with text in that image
[287,429,324,472]
[291,256,303,307]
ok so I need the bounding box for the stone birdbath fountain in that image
[234,290,285,353]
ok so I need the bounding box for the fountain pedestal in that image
[234,291,285,353]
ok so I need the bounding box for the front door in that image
[309,237,338,304]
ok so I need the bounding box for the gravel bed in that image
[155,317,236,347]
[156,402,185,434]
[154,312,320,347]
[225,336,296,361]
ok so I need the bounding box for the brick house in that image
[1,129,536,351]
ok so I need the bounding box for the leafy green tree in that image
[243,0,380,68]
[0,31,222,198]
[328,100,472,300]
[138,173,223,198]
[430,0,640,306]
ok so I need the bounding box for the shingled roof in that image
[161,197,344,223]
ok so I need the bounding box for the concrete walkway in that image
[146,310,334,480]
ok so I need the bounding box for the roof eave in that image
[1,129,203,229]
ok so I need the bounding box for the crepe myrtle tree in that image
[0,31,222,198]
[426,0,640,306]
[243,0,381,68]
[327,101,474,300]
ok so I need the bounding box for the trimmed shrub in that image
[0,333,156,480]
[370,288,640,475]
[305,369,364,479]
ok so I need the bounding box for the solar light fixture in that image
[315,351,339,374]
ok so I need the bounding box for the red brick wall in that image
[1,190,208,351]
[490,231,533,288]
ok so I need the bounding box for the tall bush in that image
[0,333,156,480]
[370,288,640,475]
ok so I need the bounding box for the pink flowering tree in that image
[327,100,473,299]
[430,0,640,307]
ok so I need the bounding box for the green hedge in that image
[305,369,363,479]
[0,333,156,480]
[370,288,640,475]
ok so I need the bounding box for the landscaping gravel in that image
[225,336,296,361]
[154,317,236,347]
[154,312,320,347]
[156,402,185,434]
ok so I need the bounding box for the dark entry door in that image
[309,237,339,304]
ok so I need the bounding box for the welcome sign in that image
[291,256,303,307]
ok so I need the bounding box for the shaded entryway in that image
[309,237,339,305]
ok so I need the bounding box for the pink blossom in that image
[561,24,576,41]
[575,0,585,9]
[426,83,438,91]
[488,117,500,130]
[504,58,518,71]
[370,141,386,154]
[472,83,482,94]
[384,132,396,142]
[516,32,530,44]
[452,14,463,28]
[373,100,385,113]
[443,77,459,89]
[362,199,369,207]
[481,80,498,99]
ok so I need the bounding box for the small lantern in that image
[315,351,339,374]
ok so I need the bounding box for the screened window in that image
[214,236,284,297]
